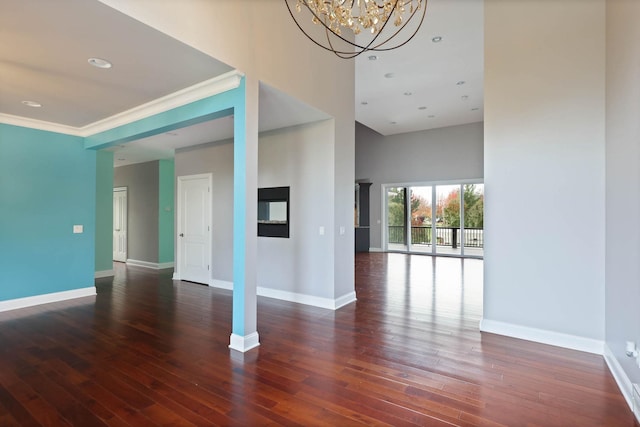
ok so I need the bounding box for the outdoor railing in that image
[388,226,484,248]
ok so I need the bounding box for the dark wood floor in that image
[0,253,635,426]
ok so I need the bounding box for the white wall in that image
[483,0,606,347]
[355,121,484,249]
[175,120,339,302]
[605,0,640,389]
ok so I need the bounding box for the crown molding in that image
[0,70,243,138]
[0,113,85,136]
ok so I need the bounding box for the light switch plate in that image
[319,226,325,236]
[73,225,83,234]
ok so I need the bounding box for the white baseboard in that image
[157,262,175,269]
[369,247,383,252]
[258,287,356,310]
[334,291,357,309]
[208,280,357,310]
[229,332,260,353]
[604,344,640,422]
[210,279,233,290]
[94,269,115,278]
[0,287,97,313]
[126,259,174,270]
[479,318,604,355]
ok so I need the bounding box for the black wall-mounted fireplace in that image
[258,186,290,238]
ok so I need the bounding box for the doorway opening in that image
[113,187,127,262]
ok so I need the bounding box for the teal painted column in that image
[95,151,114,274]
[230,76,260,352]
[158,159,175,265]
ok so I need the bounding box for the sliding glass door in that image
[386,187,407,251]
[435,185,461,256]
[463,184,484,257]
[384,182,484,258]
[409,186,432,253]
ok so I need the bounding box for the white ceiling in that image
[1,0,483,166]
[0,0,232,127]
[355,0,484,136]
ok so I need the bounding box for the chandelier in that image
[285,0,428,59]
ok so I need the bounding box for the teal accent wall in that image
[95,151,114,272]
[158,159,175,264]
[0,124,96,301]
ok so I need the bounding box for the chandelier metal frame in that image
[284,0,428,59]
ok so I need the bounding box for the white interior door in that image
[177,174,212,284]
[113,187,127,262]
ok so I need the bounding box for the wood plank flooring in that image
[0,253,635,426]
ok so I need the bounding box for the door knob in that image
[179,233,184,237]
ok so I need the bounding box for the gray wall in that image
[174,120,337,300]
[484,0,605,345]
[258,121,335,298]
[355,121,484,249]
[605,0,640,387]
[114,161,160,264]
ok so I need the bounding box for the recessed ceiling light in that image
[404,92,412,96]
[368,55,378,61]
[384,73,395,79]
[461,95,469,101]
[418,106,427,110]
[21,100,42,108]
[432,36,443,43]
[88,57,112,69]
[428,115,435,118]
[456,81,466,85]
[361,101,368,105]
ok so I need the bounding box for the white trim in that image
[369,247,384,252]
[210,279,234,290]
[95,269,115,278]
[634,384,640,423]
[126,259,174,270]
[172,272,181,281]
[0,287,96,313]
[157,262,175,269]
[479,318,604,355]
[604,344,637,419]
[258,287,356,310]
[334,291,357,309]
[208,280,357,310]
[229,332,260,353]
[0,113,82,135]
[0,71,243,137]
